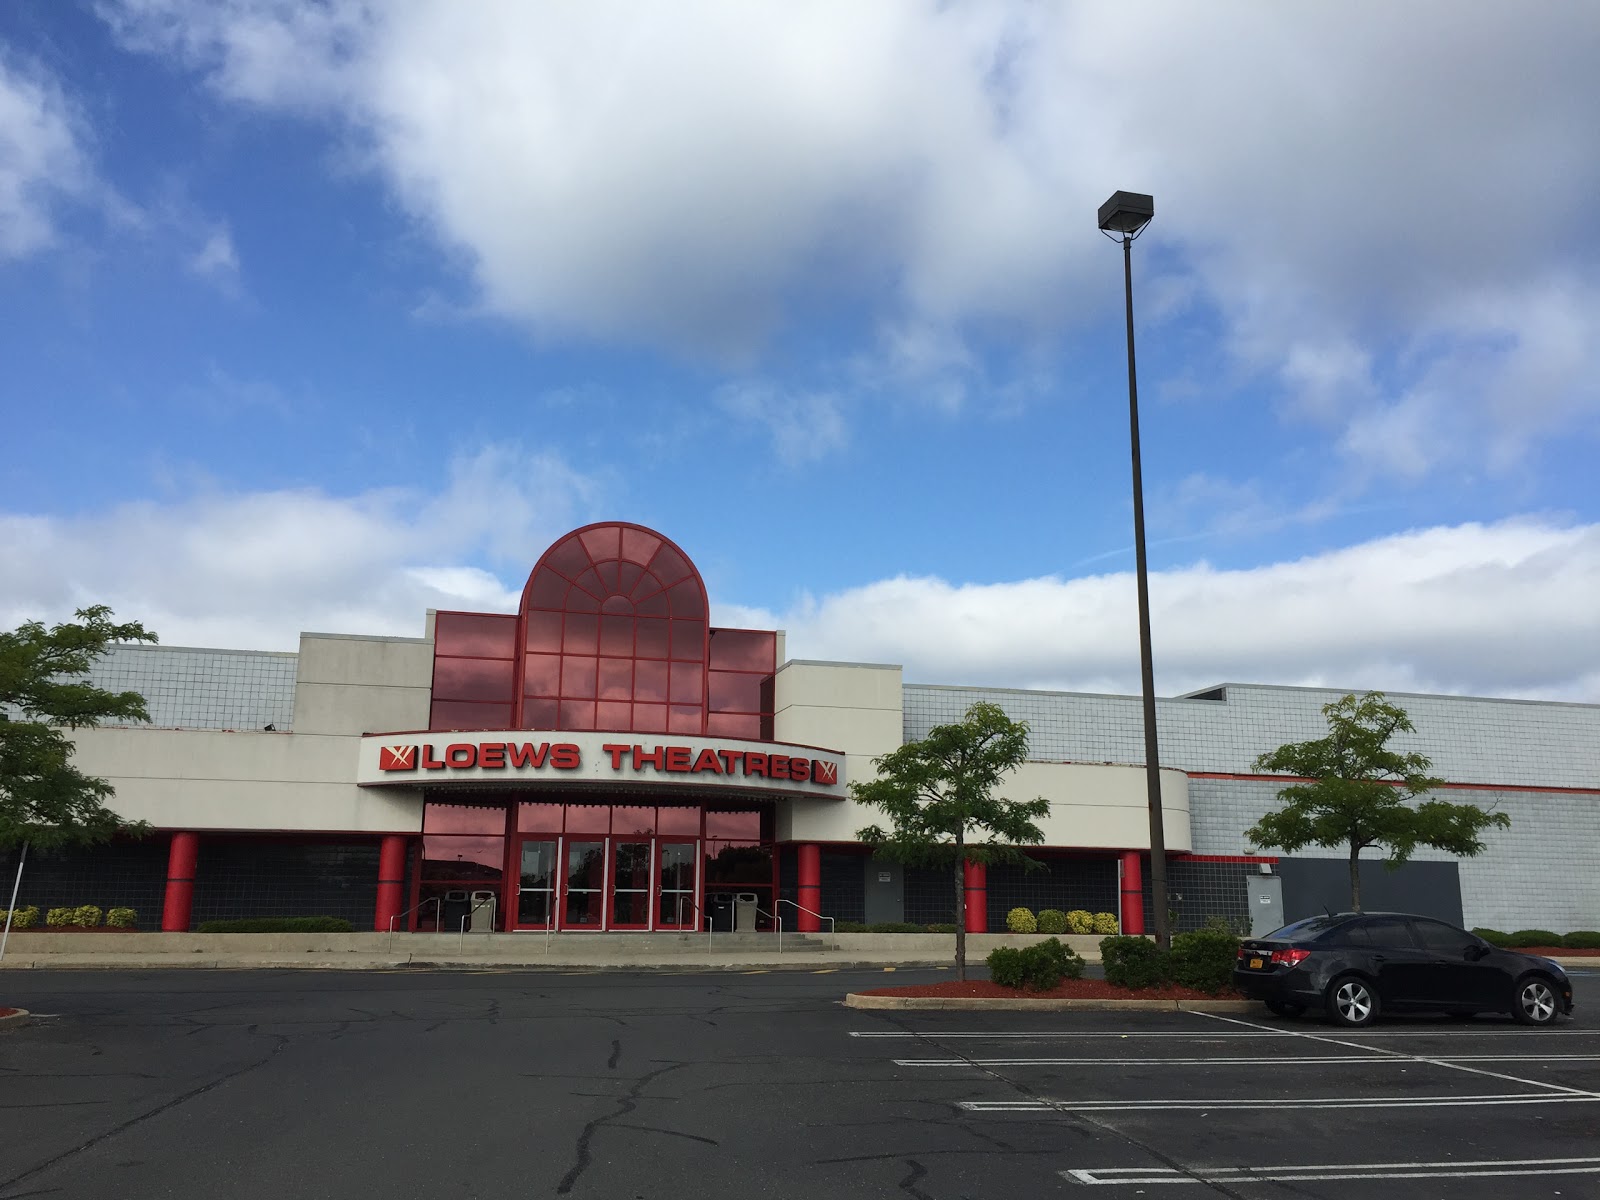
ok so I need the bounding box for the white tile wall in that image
[77,644,298,732]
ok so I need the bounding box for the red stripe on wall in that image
[1187,772,1598,796]
[1171,853,1278,864]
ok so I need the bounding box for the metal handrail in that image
[774,898,835,940]
[756,906,784,954]
[386,895,441,953]
[669,892,714,951]
[458,894,497,950]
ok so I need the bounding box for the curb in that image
[0,1008,30,1030]
[0,957,954,973]
[843,994,1256,1012]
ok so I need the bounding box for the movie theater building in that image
[8,522,1598,937]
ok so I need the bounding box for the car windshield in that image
[1264,915,1349,941]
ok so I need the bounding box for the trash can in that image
[469,889,497,933]
[708,892,736,932]
[734,893,759,932]
[442,889,471,932]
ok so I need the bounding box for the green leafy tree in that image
[1245,692,1508,912]
[854,702,1049,979]
[1,606,157,850]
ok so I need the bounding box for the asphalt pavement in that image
[1,967,1595,1198]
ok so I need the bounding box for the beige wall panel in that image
[294,633,434,688]
[293,683,431,736]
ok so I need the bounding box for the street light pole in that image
[1098,190,1170,950]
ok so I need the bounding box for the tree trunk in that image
[1349,846,1362,913]
[954,832,967,981]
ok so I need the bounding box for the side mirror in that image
[1465,943,1490,961]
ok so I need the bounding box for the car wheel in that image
[1326,974,1380,1028]
[1513,976,1560,1026]
[1265,1000,1305,1018]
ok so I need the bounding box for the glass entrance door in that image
[656,840,699,930]
[563,840,606,929]
[517,840,557,929]
[610,841,652,930]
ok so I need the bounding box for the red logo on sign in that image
[813,760,838,785]
[379,745,417,771]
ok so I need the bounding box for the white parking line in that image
[1061,1157,1600,1185]
[894,1053,1600,1067]
[964,1093,1600,1112]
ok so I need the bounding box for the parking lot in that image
[0,967,1594,1197]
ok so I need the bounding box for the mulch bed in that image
[0,1008,18,1018]
[1521,947,1599,957]
[859,979,1243,1001]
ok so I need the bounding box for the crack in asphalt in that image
[555,1062,693,1195]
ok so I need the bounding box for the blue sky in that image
[3,2,1599,701]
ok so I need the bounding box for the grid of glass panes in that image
[430,611,519,731]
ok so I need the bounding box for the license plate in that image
[1249,957,1264,970]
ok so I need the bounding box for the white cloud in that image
[0,50,93,258]
[188,224,239,285]
[714,381,847,462]
[0,445,606,649]
[96,2,1600,470]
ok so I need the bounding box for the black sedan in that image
[1233,912,1574,1027]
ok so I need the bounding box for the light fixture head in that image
[1098,190,1154,235]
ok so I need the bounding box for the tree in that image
[1,606,158,850]
[1244,691,1508,912]
[854,702,1050,979]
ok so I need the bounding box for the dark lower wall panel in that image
[986,855,1118,928]
[818,847,866,923]
[1278,857,1462,926]
[0,838,168,929]
[190,838,380,927]
[1140,859,1257,935]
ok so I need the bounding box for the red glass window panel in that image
[599,615,633,656]
[525,610,562,653]
[705,810,761,839]
[632,703,667,732]
[612,805,656,835]
[648,544,691,587]
[546,537,593,580]
[572,567,606,599]
[707,670,763,714]
[601,594,634,616]
[527,568,568,610]
[633,659,668,702]
[517,803,564,833]
[565,805,610,835]
[669,662,704,705]
[595,701,631,730]
[559,699,596,729]
[657,806,700,835]
[708,629,776,672]
[667,578,706,618]
[521,697,559,728]
[635,589,669,617]
[669,704,703,734]
[433,656,515,703]
[596,658,632,701]
[636,618,669,660]
[522,653,561,696]
[620,527,660,566]
[581,525,621,562]
[704,841,773,885]
[430,700,512,731]
[671,619,705,661]
[705,712,762,739]
[616,561,645,595]
[560,656,597,699]
[594,560,621,592]
[562,613,598,655]
[434,612,517,660]
[421,835,505,877]
[563,586,599,614]
[424,803,508,835]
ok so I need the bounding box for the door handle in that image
[1373,955,1387,964]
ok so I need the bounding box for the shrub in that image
[1472,927,1512,946]
[1562,931,1600,949]
[1506,929,1564,948]
[1091,912,1119,935]
[1100,934,1170,989]
[1005,907,1037,934]
[106,907,138,929]
[46,907,77,928]
[1065,909,1094,934]
[3,906,40,929]
[196,916,355,933]
[73,904,103,928]
[925,923,959,934]
[987,937,1085,991]
[1169,927,1240,994]
[1037,909,1067,934]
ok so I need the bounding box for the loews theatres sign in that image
[356,730,846,799]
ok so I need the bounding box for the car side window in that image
[1339,922,1371,946]
[1411,919,1475,956]
[1357,916,1417,948]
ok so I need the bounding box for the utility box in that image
[734,893,759,932]
[469,890,497,933]
[1247,873,1283,937]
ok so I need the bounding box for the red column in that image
[1119,850,1145,935]
[374,835,408,932]
[963,860,988,933]
[161,832,199,932]
[796,843,821,932]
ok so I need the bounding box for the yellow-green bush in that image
[1006,906,1037,933]
[1037,909,1067,934]
[1092,912,1120,935]
[3,906,40,929]
[106,907,138,929]
[46,907,77,927]
[74,904,103,928]
[1065,909,1094,934]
